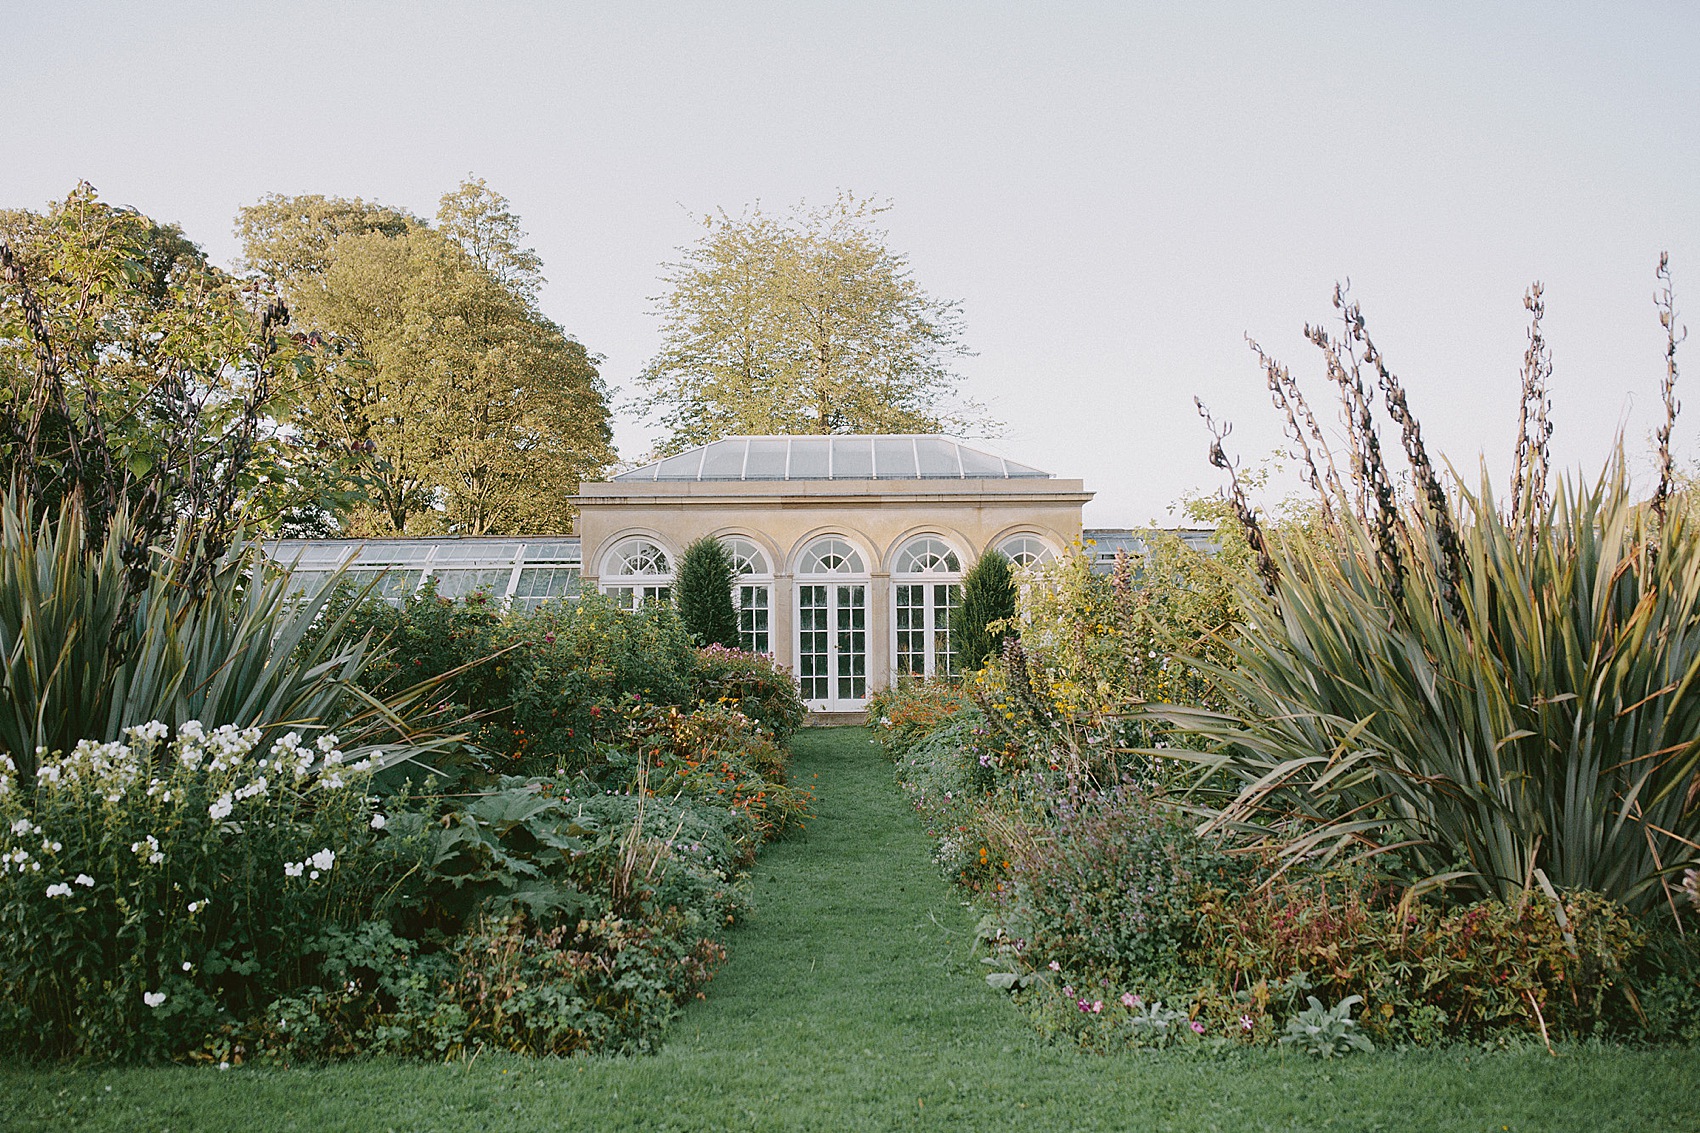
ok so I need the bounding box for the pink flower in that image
[1121,993,1141,1009]
[1090,1000,1103,1014]
[1047,961,1060,972]
[1189,1020,1205,1034]
[1062,986,1074,997]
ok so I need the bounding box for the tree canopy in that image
[241,179,614,535]
[1,182,321,571]
[634,194,994,455]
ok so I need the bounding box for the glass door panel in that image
[797,585,829,701]
[738,584,770,654]
[836,584,866,702]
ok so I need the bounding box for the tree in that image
[955,549,1016,673]
[234,192,418,283]
[635,193,994,454]
[1,183,326,579]
[675,535,740,649]
[243,179,615,535]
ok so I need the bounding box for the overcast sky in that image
[4,2,1696,525]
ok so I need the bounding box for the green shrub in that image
[202,911,727,1062]
[994,786,1242,987]
[954,550,1014,673]
[691,645,807,741]
[676,536,739,649]
[326,588,698,775]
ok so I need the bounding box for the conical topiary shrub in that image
[676,535,740,649]
[955,549,1016,674]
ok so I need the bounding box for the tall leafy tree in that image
[955,549,1016,673]
[676,535,739,648]
[243,179,615,535]
[1,183,324,576]
[635,193,993,454]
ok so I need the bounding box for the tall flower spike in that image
[1511,282,1554,528]
[1195,398,1280,602]
[1652,253,1684,524]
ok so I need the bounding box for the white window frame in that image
[601,537,674,609]
[794,537,870,709]
[996,533,1057,568]
[891,536,964,681]
[724,537,773,654]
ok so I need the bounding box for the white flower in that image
[49,841,62,853]
[316,734,338,753]
[179,721,205,741]
[181,961,193,972]
[143,991,166,1008]
[187,899,206,913]
[218,1061,230,1071]
[75,874,95,887]
[45,883,73,898]
[9,819,30,836]
[208,795,234,822]
[283,861,304,878]
[127,720,170,743]
[309,848,335,872]
[370,814,387,830]
[308,870,320,880]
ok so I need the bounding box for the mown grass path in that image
[2,728,1688,1132]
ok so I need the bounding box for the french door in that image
[894,582,961,680]
[797,583,867,708]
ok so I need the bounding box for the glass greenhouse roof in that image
[612,435,1052,482]
[264,537,581,610]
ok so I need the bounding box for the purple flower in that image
[1240,1014,1254,1031]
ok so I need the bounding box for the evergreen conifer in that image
[677,535,740,648]
[955,549,1016,673]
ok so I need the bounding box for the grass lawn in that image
[1,727,1687,1133]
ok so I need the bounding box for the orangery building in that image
[268,435,1192,715]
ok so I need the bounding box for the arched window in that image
[798,537,865,575]
[997,534,1056,567]
[794,537,869,707]
[895,537,961,574]
[601,538,673,609]
[892,535,964,680]
[724,537,772,653]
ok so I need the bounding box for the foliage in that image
[691,645,807,741]
[1,183,329,569]
[1164,461,1700,912]
[1280,996,1374,1058]
[1191,872,1649,1047]
[868,679,975,762]
[599,703,813,845]
[325,588,697,775]
[992,785,1243,988]
[0,495,452,783]
[1,725,1692,1129]
[1170,278,1700,914]
[633,192,993,453]
[0,722,406,1061]
[676,536,739,649]
[954,549,1014,673]
[239,179,614,535]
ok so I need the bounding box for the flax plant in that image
[1161,265,1700,915]
[0,492,457,783]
